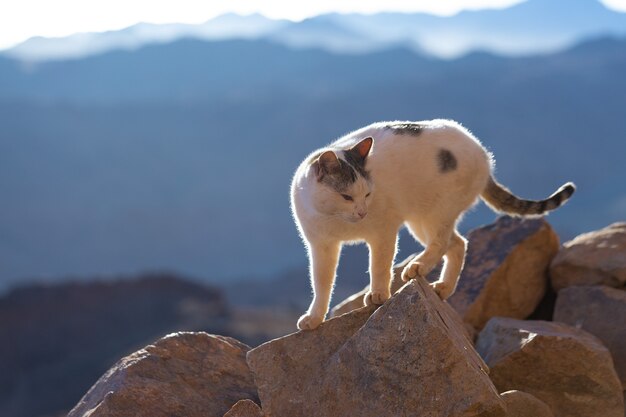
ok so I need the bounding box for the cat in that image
[290,119,575,330]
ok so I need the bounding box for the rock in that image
[554,285,626,388]
[476,318,624,417]
[223,399,263,417]
[247,277,506,417]
[448,216,559,330]
[332,216,559,331]
[551,222,626,290]
[500,390,554,417]
[68,332,258,417]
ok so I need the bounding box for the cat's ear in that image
[349,137,373,159]
[315,150,339,181]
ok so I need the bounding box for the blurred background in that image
[1,0,625,416]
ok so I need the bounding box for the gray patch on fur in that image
[385,122,424,136]
[321,159,358,192]
[437,149,457,173]
[343,148,370,180]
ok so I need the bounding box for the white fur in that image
[291,119,492,330]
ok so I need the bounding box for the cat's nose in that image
[358,211,367,219]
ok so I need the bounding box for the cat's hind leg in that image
[431,230,467,299]
[401,220,453,285]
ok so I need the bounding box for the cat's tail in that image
[481,175,575,216]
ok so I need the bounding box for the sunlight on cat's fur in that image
[290,119,575,330]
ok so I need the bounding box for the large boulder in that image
[448,217,559,330]
[247,277,506,417]
[499,390,553,417]
[332,216,559,331]
[551,222,626,290]
[68,332,258,417]
[554,285,626,389]
[476,318,624,417]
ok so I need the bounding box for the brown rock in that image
[476,318,624,417]
[248,277,506,417]
[500,390,554,417]
[332,216,559,331]
[223,399,263,417]
[448,216,559,330]
[68,332,258,417]
[554,285,626,388]
[551,222,626,290]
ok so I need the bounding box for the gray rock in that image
[551,222,626,290]
[248,277,506,417]
[554,285,626,389]
[477,318,624,417]
[68,332,258,417]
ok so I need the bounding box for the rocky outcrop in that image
[247,277,505,417]
[499,390,554,417]
[476,317,624,417]
[332,217,559,331]
[223,399,263,417]
[550,222,626,290]
[554,285,626,388]
[68,332,258,417]
[447,217,559,330]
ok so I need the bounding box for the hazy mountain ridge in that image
[3,0,626,61]
[0,35,625,291]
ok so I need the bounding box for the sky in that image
[1,0,626,50]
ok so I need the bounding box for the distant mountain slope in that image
[0,275,227,417]
[3,0,626,61]
[0,36,625,290]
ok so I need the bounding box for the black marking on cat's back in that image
[437,149,457,173]
[385,122,425,136]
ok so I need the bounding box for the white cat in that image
[290,119,575,330]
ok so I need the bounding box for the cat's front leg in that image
[364,235,397,306]
[297,241,341,330]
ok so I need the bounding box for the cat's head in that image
[310,137,373,223]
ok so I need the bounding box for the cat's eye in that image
[341,194,353,201]
[366,193,371,197]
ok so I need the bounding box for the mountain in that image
[3,0,626,61]
[0,275,227,417]
[3,13,287,62]
[0,36,625,291]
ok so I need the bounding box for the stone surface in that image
[476,318,624,417]
[500,390,554,417]
[332,216,559,331]
[551,222,626,290]
[68,332,258,417]
[223,399,263,417]
[248,277,506,417]
[448,216,559,330]
[554,285,626,389]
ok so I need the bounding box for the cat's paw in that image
[430,281,455,300]
[297,313,324,330]
[364,289,390,306]
[401,261,425,282]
